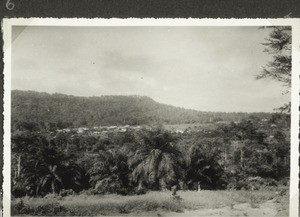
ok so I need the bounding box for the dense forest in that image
[12,90,272,130]
[11,91,290,198]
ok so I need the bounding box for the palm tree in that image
[127,128,186,190]
[37,165,63,194]
[35,147,83,195]
[186,142,225,190]
[11,132,48,181]
[87,149,130,194]
[11,132,50,196]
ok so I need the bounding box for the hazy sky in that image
[11,26,290,112]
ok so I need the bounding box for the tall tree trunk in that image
[17,155,21,178]
[240,149,243,168]
[224,149,227,169]
[52,182,56,194]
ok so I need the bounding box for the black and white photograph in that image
[3,19,299,217]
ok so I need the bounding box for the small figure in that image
[197,181,201,192]
[170,185,182,201]
[171,185,177,196]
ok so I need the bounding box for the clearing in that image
[11,190,288,216]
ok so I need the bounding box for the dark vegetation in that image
[11,90,290,198]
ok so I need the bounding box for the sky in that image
[11,26,290,112]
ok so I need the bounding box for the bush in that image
[12,198,66,216]
[34,201,66,215]
[12,186,27,198]
[94,178,122,194]
[246,177,277,190]
[226,176,278,190]
[60,189,76,197]
[12,182,28,198]
[116,188,131,196]
[277,186,289,196]
[135,185,148,195]
[11,199,33,215]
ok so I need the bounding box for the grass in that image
[11,190,285,216]
[61,192,184,215]
[179,190,277,210]
[273,187,289,216]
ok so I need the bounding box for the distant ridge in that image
[11,90,272,127]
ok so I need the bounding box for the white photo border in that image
[2,18,300,217]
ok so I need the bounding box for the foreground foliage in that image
[11,113,290,197]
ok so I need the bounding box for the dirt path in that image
[120,199,280,217]
[160,200,280,217]
[104,199,285,217]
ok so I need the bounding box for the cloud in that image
[100,51,156,73]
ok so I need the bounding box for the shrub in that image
[94,178,122,194]
[60,189,76,197]
[11,199,33,215]
[116,188,131,196]
[12,182,28,198]
[246,177,277,190]
[277,187,289,196]
[135,185,148,195]
[12,198,66,216]
[34,201,66,215]
[226,176,278,190]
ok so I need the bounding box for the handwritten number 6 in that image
[6,0,15,10]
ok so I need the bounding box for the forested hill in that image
[12,90,271,128]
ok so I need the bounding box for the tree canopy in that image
[257,26,292,112]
